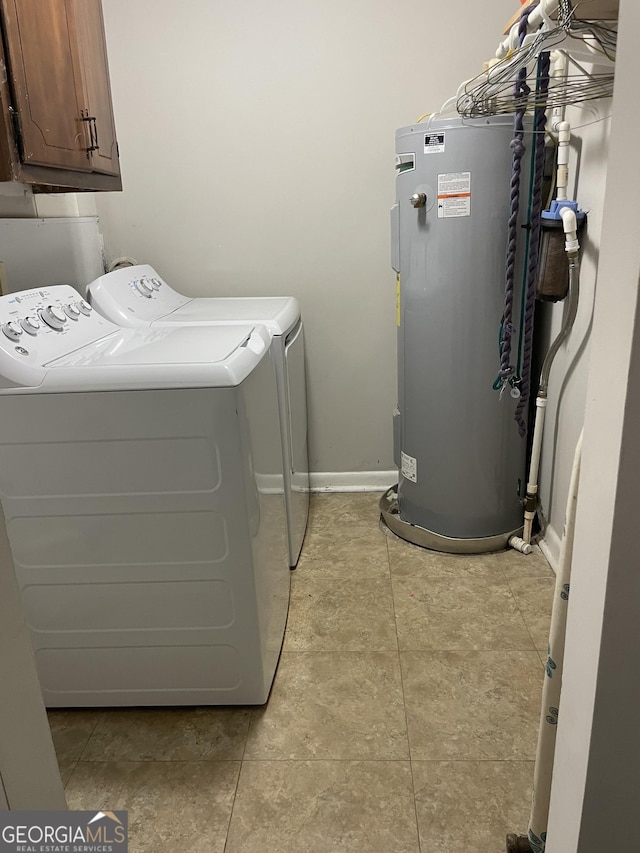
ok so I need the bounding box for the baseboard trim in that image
[540,523,561,574]
[309,470,397,493]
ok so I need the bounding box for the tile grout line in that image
[74,712,104,763]
[387,532,423,853]
[394,647,547,653]
[505,575,547,658]
[59,711,103,797]
[498,552,547,656]
[222,760,243,853]
[385,533,400,655]
[225,666,268,848]
[62,758,80,791]
[73,758,248,764]
[67,756,540,764]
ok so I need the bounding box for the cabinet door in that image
[0,0,89,170]
[68,0,120,176]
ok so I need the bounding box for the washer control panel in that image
[88,264,191,327]
[0,285,117,374]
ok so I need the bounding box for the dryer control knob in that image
[2,321,23,342]
[149,277,161,290]
[20,316,40,335]
[38,306,67,331]
[64,303,81,320]
[134,279,153,298]
[76,299,92,316]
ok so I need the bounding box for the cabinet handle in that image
[82,114,100,153]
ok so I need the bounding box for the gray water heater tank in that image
[383,115,530,554]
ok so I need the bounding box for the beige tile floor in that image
[52,492,554,853]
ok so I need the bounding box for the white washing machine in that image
[87,265,309,567]
[0,285,290,707]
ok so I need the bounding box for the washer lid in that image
[40,324,268,392]
[0,284,271,393]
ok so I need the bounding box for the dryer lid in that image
[88,264,300,336]
[167,296,300,336]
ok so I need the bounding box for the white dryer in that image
[0,286,289,707]
[87,265,309,567]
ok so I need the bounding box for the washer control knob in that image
[64,303,81,320]
[134,279,153,298]
[410,192,427,208]
[38,306,67,331]
[2,321,23,342]
[149,277,161,290]
[76,299,92,316]
[20,316,40,336]
[50,306,67,323]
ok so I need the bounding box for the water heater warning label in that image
[401,451,417,483]
[424,132,445,154]
[437,171,471,218]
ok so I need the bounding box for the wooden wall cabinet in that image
[0,0,121,192]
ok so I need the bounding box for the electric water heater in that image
[382,115,530,553]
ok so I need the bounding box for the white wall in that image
[537,100,611,567]
[0,184,36,217]
[0,184,98,219]
[96,0,518,475]
[546,3,640,844]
